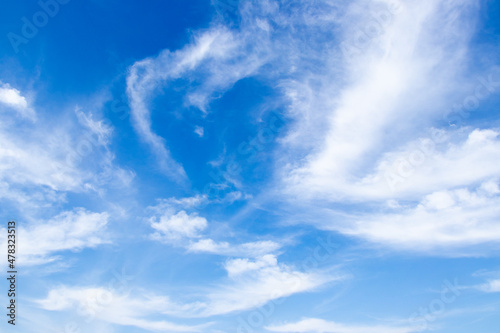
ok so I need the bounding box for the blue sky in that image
[1,0,500,332]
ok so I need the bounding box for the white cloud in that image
[0,96,134,213]
[224,254,278,277]
[126,2,284,180]
[187,238,282,257]
[365,128,500,200]
[477,279,500,293]
[126,28,237,180]
[0,82,36,120]
[284,128,500,203]
[123,0,491,210]
[149,196,282,256]
[75,108,113,146]
[194,126,204,137]
[266,318,422,333]
[151,210,208,240]
[250,0,500,255]
[127,0,497,257]
[148,196,210,241]
[284,0,481,201]
[35,255,339,320]
[0,85,89,207]
[150,195,208,211]
[37,213,332,319]
[0,125,84,191]
[35,287,206,332]
[335,181,500,252]
[193,254,337,317]
[0,208,110,266]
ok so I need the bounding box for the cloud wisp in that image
[0,208,110,266]
[266,318,422,333]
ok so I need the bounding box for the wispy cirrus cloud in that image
[125,0,342,181]
[187,238,282,257]
[6,0,500,332]
[266,318,421,333]
[126,27,247,180]
[337,180,500,253]
[123,0,500,258]
[283,0,481,200]
[35,287,207,332]
[0,84,134,213]
[194,254,338,317]
[0,208,110,266]
[258,0,500,255]
[125,0,500,257]
[35,254,338,321]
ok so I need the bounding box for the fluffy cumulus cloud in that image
[148,197,209,242]
[149,196,283,256]
[224,254,279,277]
[0,82,35,120]
[266,318,421,333]
[151,210,208,240]
[477,278,500,293]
